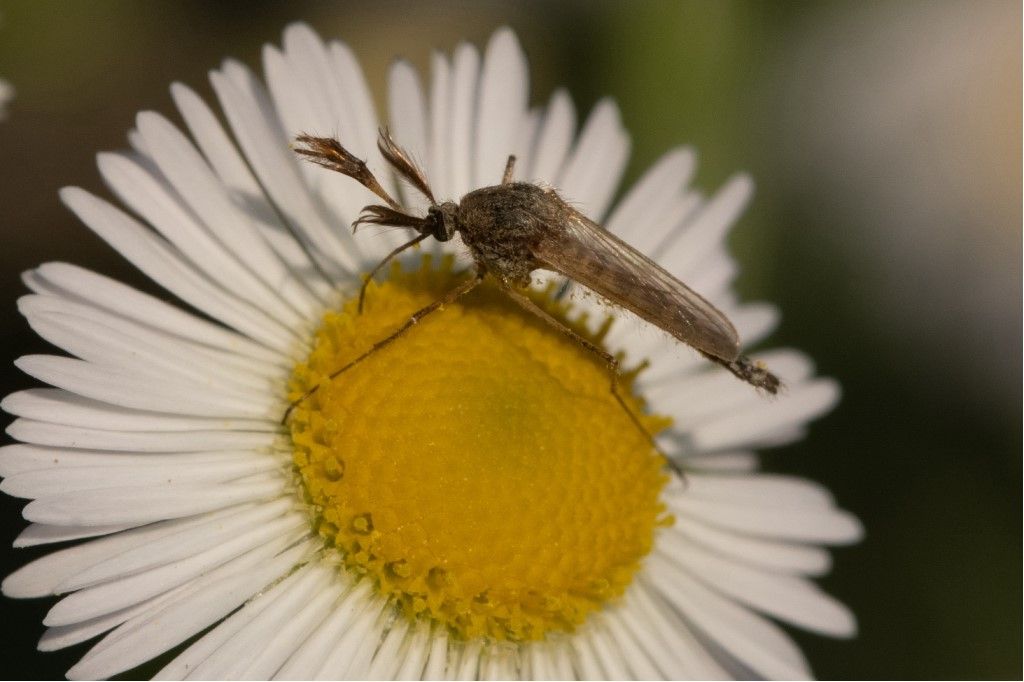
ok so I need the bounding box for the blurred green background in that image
[0,0,1019,678]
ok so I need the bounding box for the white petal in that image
[428,52,453,202]
[474,27,528,188]
[446,43,480,199]
[126,128,148,155]
[71,537,315,681]
[18,294,279,395]
[389,60,432,213]
[691,379,841,451]
[647,554,812,680]
[656,537,855,637]
[0,444,272,477]
[549,639,577,680]
[600,613,662,680]
[556,98,630,220]
[3,507,255,598]
[681,451,761,472]
[59,188,297,350]
[668,472,836,509]
[1,450,278,499]
[135,111,318,323]
[643,348,814,422]
[732,302,781,347]
[237,573,339,679]
[687,252,740,303]
[668,516,832,576]
[211,61,353,278]
[646,191,704,261]
[661,174,754,277]
[524,641,567,681]
[277,25,377,254]
[634,302,779,376]
[14,522,132,548]
[366,616,411,680]
[584,620,631,680]
[623,580,729,679]
[329,37,405,238]
[341,605,394,680]
[2,388,275,433]
[328,38,400,198]
[512,108,541,184]
[39,579,194,652]
[15,355,274,419]
[169,82,333,302]
[44,512,305,626]
[421,625,450,680]
[450,639,482,680]
[270,38,395,262]
[277,26,342,140]
[315,596,389,679]
[7,419,275,453]
[184,563,335,679]
[572,628,604,680]
[59,499,294,591]
[98,148,303,334]
[27,261,287,366]
[479,644,519,681]
[606,146,696,247]
[393,619,433,681]
[529,89,576,184]
[274,581,375,680]
[22,475,288,526]
[667,493,864,545]
[606,593,704,675]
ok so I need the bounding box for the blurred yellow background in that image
[0,1,1019,678]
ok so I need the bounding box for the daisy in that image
[0,24,861,680]
[0,78,12,120]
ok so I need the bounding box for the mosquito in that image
[284,129,780,467]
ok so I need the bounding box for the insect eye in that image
[429,207,454,242]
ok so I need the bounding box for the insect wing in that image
[531,208,740,361]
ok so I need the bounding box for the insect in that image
[285,130,780,460]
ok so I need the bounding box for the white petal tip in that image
[732,171,755,193]
[283,21,318,41]
[832,511,865,544]
[2,568,47,599]
[488,26,522,52]
[58,186,88,208]
[135,109,167,133]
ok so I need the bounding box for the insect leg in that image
[282,270,486,424]
[502,155,517,184]
[358,233,430,314]
[498,287,684,477]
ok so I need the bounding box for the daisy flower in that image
[1,24,861,680]
[0,78,12,120]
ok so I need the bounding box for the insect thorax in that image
[457,183,566,287]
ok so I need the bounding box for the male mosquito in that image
[284,130,780,462]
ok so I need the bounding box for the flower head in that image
[1,24,860,680]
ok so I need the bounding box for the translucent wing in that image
[530,206,740,361]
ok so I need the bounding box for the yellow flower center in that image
[288,255,671,641]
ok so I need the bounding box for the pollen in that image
[288,255,671,641]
